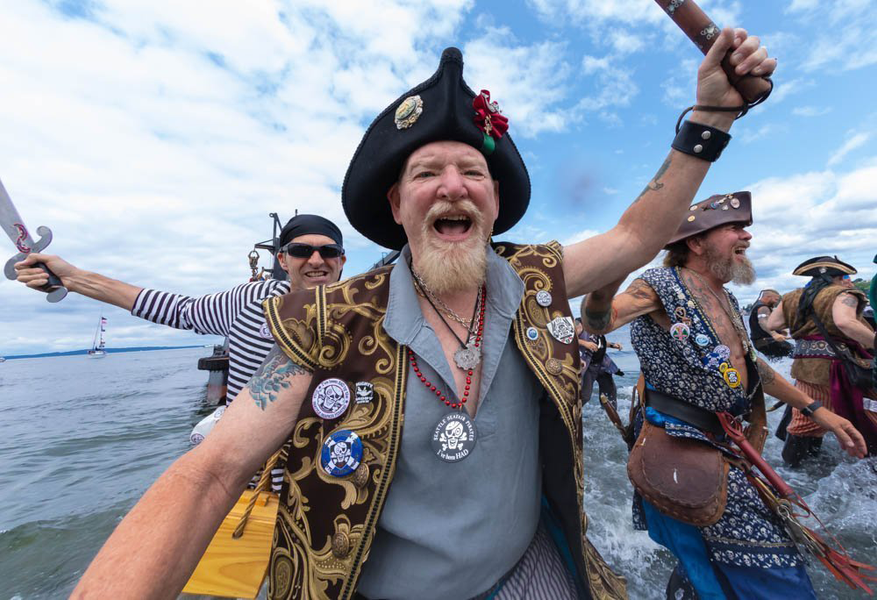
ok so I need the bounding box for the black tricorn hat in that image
[342,47,531,250]
[666,191,752,247]
[793,256,857,278]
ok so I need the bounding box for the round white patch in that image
[259,322,273,339]
[312,378,351,419]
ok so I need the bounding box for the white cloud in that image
[827,132,871,166]
[791,105,832,117]
[575,55,639,114]
[787,0,877,72]
[661,58,698,106]
[736,156,877,303]
[526,0,664,26]
[562,228,601,246]
[767,77,816,104]
[464,35,575,137]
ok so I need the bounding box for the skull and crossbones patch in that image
[312,378,351,419]
[320,430,363,477]
[431,412,477,463]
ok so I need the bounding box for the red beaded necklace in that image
[408,285,486,409]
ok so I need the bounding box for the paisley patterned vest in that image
[632,267,752,415]
[262,242,626,600]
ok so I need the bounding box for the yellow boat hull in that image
[182,489,279,599]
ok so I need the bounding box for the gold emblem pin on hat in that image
[395,95,423,129]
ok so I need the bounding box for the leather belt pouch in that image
[627,420,729,527]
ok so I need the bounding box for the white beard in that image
[413,200,489,294]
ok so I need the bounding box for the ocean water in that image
[1,345,875,599]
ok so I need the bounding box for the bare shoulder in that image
[837,292,862,309]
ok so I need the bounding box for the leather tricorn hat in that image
[342,47,530,250]
[666,191,752,247]
[792,256,857,278]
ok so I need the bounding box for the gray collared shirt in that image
[356,246,544,600]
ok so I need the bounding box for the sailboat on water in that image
[87,315,108,358]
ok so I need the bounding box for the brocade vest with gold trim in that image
[262,241,627,600]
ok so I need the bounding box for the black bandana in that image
[279,214,343,247]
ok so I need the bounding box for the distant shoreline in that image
[0,345,206,361]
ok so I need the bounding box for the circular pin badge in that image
[259,322,274,339]
[703,355,720,369]
[709,201,719,209]
[718,362,729,373]
[730,197,741,209]
[723,368,742,388]
[670,322,690,341]
[432,412,477,462]
[320,430,363,477]
[536,290,552,307]
[714,345,731,360]
[526,327,539,341]
[695,333,710,347]
[312,378,351,419]
[546,358,563,375]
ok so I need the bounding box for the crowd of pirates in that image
[16,20,877,600]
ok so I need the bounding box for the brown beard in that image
[412,199,489,294]
[703,243,756,285]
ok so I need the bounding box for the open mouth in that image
[303,270,330,279]
[733,247,748,257]
[432,214,473,239]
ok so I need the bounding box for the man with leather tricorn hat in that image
[765,256,877,465]
[75,26,781,600]
[581,195,868,598]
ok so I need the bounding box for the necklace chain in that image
[684,268,751,352]
[411,266,482,335]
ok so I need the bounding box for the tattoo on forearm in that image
[840,294,859,308]
[634,156,672,203]
[756,359,776,386]
[247,345,311,410]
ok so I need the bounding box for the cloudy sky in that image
[1,0,875,356]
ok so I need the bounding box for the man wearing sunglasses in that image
[14,213,346,417]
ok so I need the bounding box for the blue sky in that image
[1,0,875,355]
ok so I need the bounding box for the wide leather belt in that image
[794,338,839,358]
[644,388,725,436]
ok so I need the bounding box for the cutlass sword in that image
[1,178,67,302]
[655,0,773,104]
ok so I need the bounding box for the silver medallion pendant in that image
[454,344,481,370]
[432,412,477,462]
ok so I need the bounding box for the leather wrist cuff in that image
[671,120,731,162]
[801,400,822,418]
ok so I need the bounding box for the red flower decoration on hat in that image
[473,90,508,139]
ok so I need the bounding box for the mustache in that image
[424,199,483,227]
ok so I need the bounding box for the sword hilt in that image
[655,0,773,105]
[4,225,68,302]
